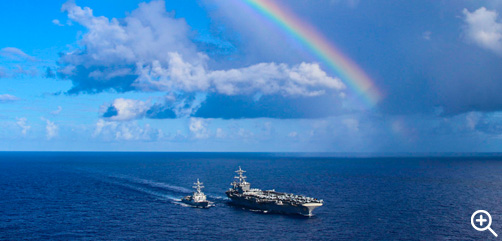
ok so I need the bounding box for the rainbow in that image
[243,0,382,105]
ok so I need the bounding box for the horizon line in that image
[1,151,502,158]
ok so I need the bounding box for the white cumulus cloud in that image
[103,98,149,121]
[41,118,58,140]
[59,0,345,97]
[16,117,31,135]
[463,7,502,55]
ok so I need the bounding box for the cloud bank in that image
[93,119,163,141]
[58,0,345,119]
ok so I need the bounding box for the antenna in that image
[234,166,248,184]
[193,178,204,193]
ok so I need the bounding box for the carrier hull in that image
[226,192,322,216]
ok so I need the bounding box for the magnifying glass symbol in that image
[472,210,498,237]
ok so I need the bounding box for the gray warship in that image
[182,179,214,208]
[225,167,323,216]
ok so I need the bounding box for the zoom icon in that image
[472,210,498,237]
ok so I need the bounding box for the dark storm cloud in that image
[206,0,502,117]
[431,46,502,115]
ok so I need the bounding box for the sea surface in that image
[1,152,501,240]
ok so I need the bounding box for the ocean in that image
[1,152,501,240]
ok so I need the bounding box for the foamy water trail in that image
[104,179,181,201]
[120,176,228,200]
[86,171,228,202]
[109,174,193,194]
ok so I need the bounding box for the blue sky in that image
[1,0,502,152]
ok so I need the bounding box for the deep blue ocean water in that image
[1,152,502,240]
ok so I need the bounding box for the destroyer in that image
[182,179,214,208]
[226,167,323,216]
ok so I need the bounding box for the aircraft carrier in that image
[225,167,323,216]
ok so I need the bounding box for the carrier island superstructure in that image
[225,167,323,216]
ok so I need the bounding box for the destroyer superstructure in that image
[182,179,213,208]
[225,167,323,216]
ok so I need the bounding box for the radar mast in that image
[193,179,204,194]
[234,166,248,184]
[231,166,251,192]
